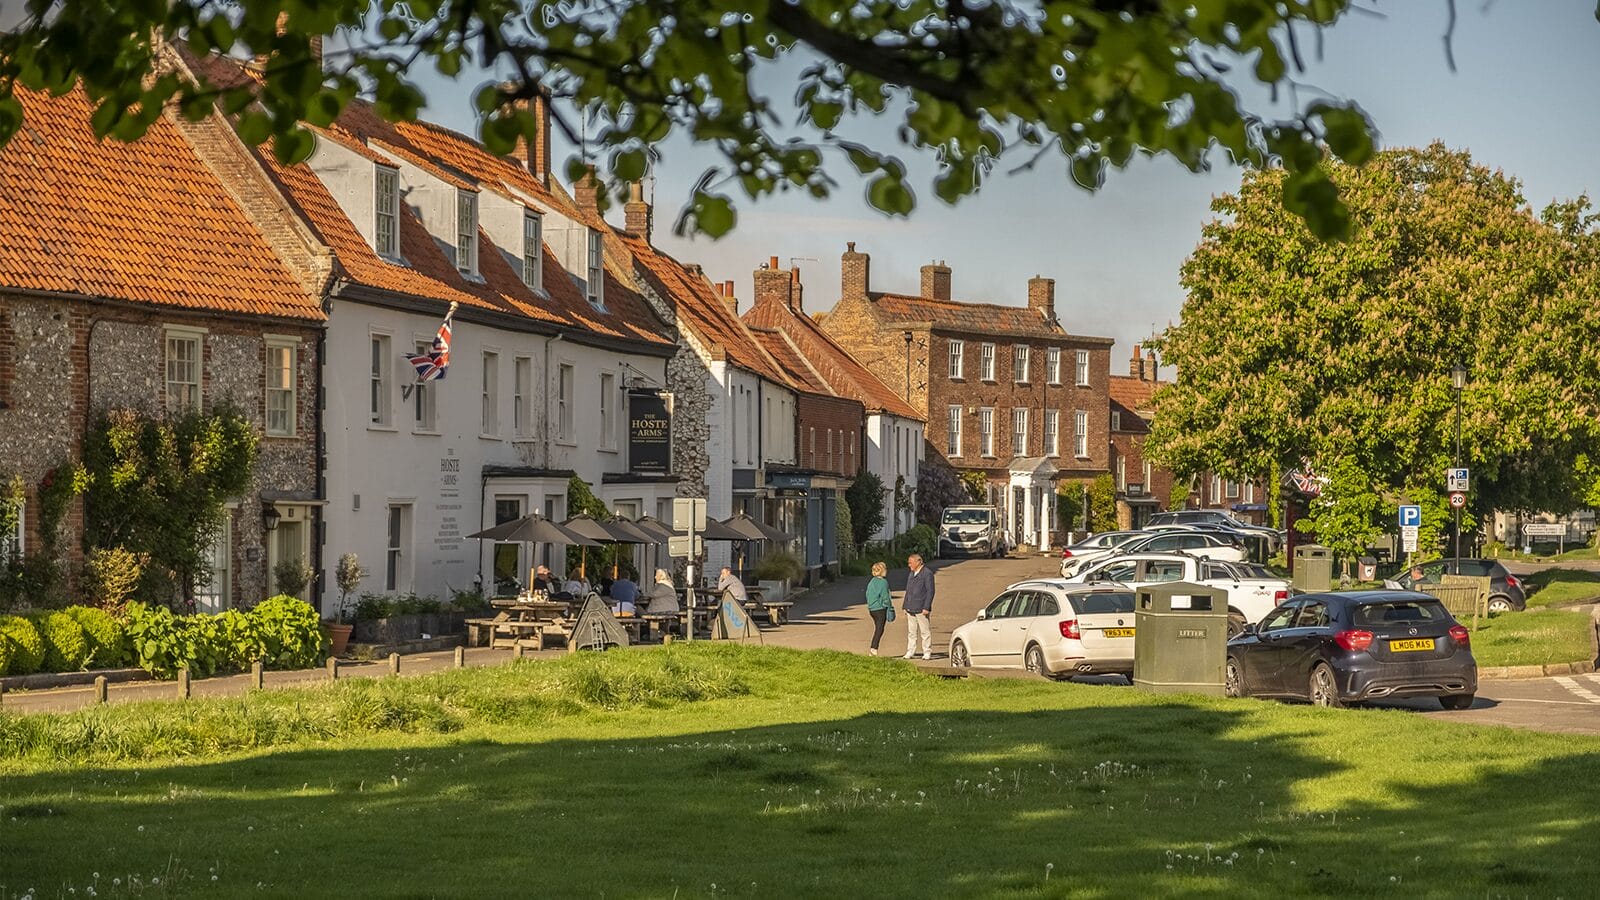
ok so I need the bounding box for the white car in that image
[1069,552,1291,635]
[1058,531,1143,578]
[949,583,1137,680]
[1109,530,1247,563]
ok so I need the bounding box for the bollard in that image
[0,680,7,708]
[178,667,191,700]
[388,652,400,675]
[94,675,108,704]
[662,633,673,646]
[514,642,526,660]
[453,646,465,669]
[250,659,264,690]
[327,656,339,681]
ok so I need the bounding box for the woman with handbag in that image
[865,561,894,655]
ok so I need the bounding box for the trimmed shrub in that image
[252,595,325,670]
[63,606,123,668]
[901,524,937,560]
[752,550,804,583]
[31,611,90,672]
[0,615,46,675]
[0,632,15,676]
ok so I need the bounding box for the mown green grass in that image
[4,645,1600,898]
[1471,608,1595,668]
[1522,567,1600,609]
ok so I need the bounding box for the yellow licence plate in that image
[1103,628,1135,638]
[1390,638,1436,652]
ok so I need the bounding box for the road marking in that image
[1491,696,1600,708]
[1554,676,1600,704]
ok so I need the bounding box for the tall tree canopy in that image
[0,0,1382,237]
[1148,143,1600,557]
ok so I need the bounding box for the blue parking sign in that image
[1398,505,1422,527]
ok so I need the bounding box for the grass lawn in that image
[1521,567,1600,609]
[1470,608,1595,667]
[5,646,1600,898]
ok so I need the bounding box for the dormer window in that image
[522,211,543,289]
[374,166,399,259]
[586,228,604,307]
[456,190,478,275]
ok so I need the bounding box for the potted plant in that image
[324,553,365,656]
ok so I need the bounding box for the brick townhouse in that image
[0,84,326,609]
[822,244,1112,550]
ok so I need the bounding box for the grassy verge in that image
[1471,608,1594,668]
[1522,567,1600,609]
[5,645,1600,898]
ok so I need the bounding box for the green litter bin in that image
[1132,581,1229,697]
[1293,544,1334,593]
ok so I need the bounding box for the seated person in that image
[610,574,640,614]
[531,565,556,595]
[598,575,615,597]
[716,566,749,604]
[645,569,680,615]
[563,576,587,597]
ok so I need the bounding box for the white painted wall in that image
[865,413,924,541]
[307,140,382,248]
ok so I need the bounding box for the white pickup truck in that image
[1069,552,1293,635]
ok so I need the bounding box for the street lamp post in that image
[902,330,913,402]
[1451,363,1468,573]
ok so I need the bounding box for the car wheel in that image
[1225,657,1244,698]
[950,640,970,668]
[1024,644,1050,679]
[1439,693,1475,711]
[1309,663,1343,709]
[1226,611,1247,639]
[1487,596,1514,614]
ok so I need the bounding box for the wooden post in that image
[94,675,108,704]
[514,641,526,660]
[326,656,339,681]
[177,667,191,699]
[388,652,400,675]
[250,659,264,690]
[453,646,465,668]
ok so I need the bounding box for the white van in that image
[938,506,1003,558]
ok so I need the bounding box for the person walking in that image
[902,553,935,660]
[864,561,893,655]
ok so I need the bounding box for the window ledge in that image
[412,428,442,437]
[555,438,578,448]
[598,445,619,454]
[264,432,298,440]
[479,433,502,442]
[367,424,399,434]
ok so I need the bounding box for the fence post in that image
[178,667,191,700]
[94,675,108,704]
[388,652,401,675]
[327,656,339,681]
[453,646,465,669]
[250,659,264,690]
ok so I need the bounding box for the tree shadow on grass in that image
[2,702,1599,898]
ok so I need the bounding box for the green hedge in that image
[64,606,123,669]
[121,595,325,679]
[0,615,45,675]
[30,611,90,672]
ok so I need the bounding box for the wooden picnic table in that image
[469,598,573,650]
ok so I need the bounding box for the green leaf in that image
[866,173,914,216]
[691,193,735,237]
[273,127,315,165]
[612,148,647,182]
[1318,104,1375,167]
[809,100,843,131]
[235,110,273,146]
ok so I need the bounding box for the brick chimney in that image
[572,168,601,217]
[1028,275,1056,322]
[841,242,871,302]
[257,12,322,70]
[624,181,651,240]
[1130,344,1144,379]
[721,280,738,315]
[920,261,952,301]
[1145,348,1158,381]
[507,88,553,186]
[754,256,796,312]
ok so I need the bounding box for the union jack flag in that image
[406,303,456,386]
[1285,459,1323,497]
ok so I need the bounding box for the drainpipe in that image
[542,332,564,468]
[313,319,327,614]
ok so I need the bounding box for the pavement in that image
[9,553,1600,735]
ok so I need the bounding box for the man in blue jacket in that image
[902,553,935,660]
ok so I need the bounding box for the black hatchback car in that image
[1225,591,1477,710]
[1391,558,1526,613]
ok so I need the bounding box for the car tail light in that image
[1333,629,1374,652]
[1506,574,1521,589]
[1449,625,1471,648]
[1061,548,1072,558]
[1273,589,1289,604]
[1058,619,1081,640]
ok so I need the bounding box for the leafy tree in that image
[0,1,1394,238]
[1086,475,1118,533]
[1149,144,1600,556]
[915,459,966,527]
[844,470,886,548]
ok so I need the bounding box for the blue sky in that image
[399,1,1600,368]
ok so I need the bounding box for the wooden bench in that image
[751,600,794,626]
[464,617,501,648]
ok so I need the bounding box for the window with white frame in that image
[979,407,994,456]
[1145,461,1154,491]
[165,327,201,411]
[826,430,834,471]
[522,211,542,288]
[1211,475,1222,501]
[1244,482,1254,503]
[808,427,816,462]
[948,339,964,379]
[586,229,605,307]
[413,340,437,431]
[1074,409,1088,458]
[384,503,411,591]
[1044,409,1059,457]
[1117,454,1126,490]
[947,405,962,456]
[374,166,399,258]
[1111,410,1122,432]
[1225,480,1241,499]
[455,190,478,274]
[369,334,391,425]
[600,372,617,449]
[2,500,22,564]
[557,363,574,441]
[1046,347,1061,384]
[513,356,531,436]
[1012,407,1028,455]
[265,337,296,437]
[481,351,499,435]
[194,513,232,613]
[980,343,995,381]
[1013,345,1030,384]
[1075,349,1090,386]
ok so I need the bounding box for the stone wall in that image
[0,295,79,560]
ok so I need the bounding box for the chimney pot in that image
[769,255,780,270]
[1131,343,1144,380]
[624,180,651,241]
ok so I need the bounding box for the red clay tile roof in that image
[0,86,319,320]
[1109,374,1166,414]
[748,326,831,395]
[870,292,1061,338]
[745,297,923,420]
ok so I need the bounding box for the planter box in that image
[757,580,788,603]
[353,611,473,645]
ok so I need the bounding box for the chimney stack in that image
[920,261,952,301]
[754,257,796,312]
[1028,275,1056,323]
[624,181,651,240]
[718,281,738,315]
[1130,344,1144,380]
[841,242,871,302]
[1145,348,1157,381]
[501,84,552,186]
[572,167,601,217]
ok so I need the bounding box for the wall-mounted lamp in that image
[263,504,281,533]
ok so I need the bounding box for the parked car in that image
[1144,522,1272,563]
[1147,510,1284,552]
[1110,530,1247,563]
[1386,559,1526,613]
[1070,552,1291,633]
[937,505,1003,558]
[1225,591,1478,709]
[949,583,1136,680]
[1059,531,1143,578]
